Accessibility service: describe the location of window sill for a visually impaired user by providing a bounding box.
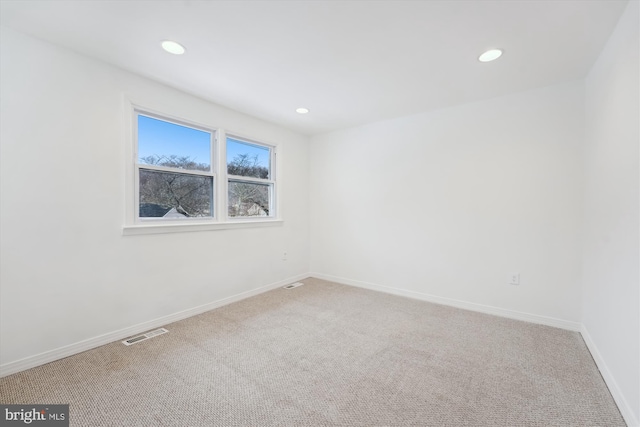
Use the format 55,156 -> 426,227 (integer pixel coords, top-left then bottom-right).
122,219 -> 283,236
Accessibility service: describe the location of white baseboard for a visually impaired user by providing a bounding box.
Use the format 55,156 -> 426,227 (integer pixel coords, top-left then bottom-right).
581,325 -> 639,427
0,273 -> 309,378
310,272 -> 582,331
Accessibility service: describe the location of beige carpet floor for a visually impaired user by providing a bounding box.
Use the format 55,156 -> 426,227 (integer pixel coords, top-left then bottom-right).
0,278 -> 626,426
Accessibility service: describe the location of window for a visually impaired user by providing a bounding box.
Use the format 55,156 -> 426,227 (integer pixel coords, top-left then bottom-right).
226,136 -> 275,218
136,112 -> 215,221
125,105 -> 279,234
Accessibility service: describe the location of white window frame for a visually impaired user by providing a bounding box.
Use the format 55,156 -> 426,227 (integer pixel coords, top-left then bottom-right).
122,98 -> 282,236
134,109 -> 217,224
225,134 -> 277,221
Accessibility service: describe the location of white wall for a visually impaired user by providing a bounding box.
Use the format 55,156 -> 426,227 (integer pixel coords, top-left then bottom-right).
310,81 -> 585,325
0,27 -> 310,369
582,1 -> 639,425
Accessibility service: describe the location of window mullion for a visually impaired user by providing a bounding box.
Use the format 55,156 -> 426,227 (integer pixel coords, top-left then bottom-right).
137,164 -> 213,177
218,129 -> 228,222
227,175 -> 274,184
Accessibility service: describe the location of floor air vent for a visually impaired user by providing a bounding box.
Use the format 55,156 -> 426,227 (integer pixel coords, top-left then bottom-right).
122,328 -> 168,346
283,282 -> 304,289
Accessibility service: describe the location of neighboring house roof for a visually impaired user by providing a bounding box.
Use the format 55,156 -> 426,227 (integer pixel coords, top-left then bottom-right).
162,207 -> 187,218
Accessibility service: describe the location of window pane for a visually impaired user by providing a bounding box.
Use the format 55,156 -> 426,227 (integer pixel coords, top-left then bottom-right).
227,137 -> 270,179
228,181 -> 271,217
139,169 -> 213,218
138,114 -> 211,172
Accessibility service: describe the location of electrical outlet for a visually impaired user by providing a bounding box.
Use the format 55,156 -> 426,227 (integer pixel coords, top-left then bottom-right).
508,273 -> 520,285
282,251 -> 288,261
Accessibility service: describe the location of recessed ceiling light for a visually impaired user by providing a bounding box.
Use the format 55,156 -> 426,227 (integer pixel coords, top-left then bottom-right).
296,107 -> 309,114
478,48 -> 503,62
161,40 -> 186,55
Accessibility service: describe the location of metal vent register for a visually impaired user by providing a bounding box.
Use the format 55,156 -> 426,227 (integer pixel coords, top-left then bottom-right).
122,328 -> 168,346
283,282 -> 304,289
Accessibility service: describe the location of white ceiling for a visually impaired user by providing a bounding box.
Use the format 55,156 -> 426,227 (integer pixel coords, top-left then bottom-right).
0,0 -> 629,135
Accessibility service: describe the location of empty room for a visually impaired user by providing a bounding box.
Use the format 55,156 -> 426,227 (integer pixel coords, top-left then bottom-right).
0,1 -> 638,426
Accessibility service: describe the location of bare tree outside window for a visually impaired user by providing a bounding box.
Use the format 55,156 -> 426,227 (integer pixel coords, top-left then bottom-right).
228,180 -> 270,217
139,154 -> 212,218
140,154 -> 209,172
